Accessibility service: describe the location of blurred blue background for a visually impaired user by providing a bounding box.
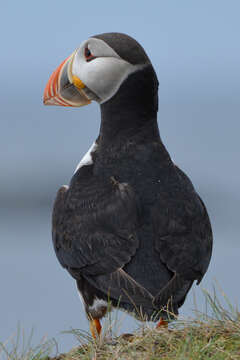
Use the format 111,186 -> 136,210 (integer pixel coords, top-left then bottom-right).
1,0 -> 240,354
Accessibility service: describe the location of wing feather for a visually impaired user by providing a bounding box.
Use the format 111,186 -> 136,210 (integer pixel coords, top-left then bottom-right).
152,176 -> 212,287
52,172 -> 140,277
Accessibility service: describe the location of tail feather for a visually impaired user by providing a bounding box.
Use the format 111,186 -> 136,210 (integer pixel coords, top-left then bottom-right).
153,273 -> 192,308
86,268 -> 154,309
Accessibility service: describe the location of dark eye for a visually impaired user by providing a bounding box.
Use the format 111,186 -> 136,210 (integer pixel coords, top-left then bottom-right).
84,47 -> 95,62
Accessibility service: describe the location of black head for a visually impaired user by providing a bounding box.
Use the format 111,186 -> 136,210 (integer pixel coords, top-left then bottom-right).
92,32 -> 151,66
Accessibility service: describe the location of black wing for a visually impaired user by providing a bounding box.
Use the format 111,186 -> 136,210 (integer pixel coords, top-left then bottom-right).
152,168 -> 213,306
52,168 -> 155,307
52,170 -> 140,277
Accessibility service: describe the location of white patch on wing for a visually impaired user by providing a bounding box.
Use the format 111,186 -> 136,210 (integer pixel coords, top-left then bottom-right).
74,142 -> 98,174
89,298 -> 108,312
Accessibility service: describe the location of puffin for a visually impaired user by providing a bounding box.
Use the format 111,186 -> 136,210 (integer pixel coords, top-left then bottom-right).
43,32 -> 212,337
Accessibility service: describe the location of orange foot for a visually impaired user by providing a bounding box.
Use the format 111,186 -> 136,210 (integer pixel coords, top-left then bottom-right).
90,318 -> 102,339
156,318 -> 168,329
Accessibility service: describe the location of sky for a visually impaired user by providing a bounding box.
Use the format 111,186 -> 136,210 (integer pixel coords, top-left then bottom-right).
1,0 -> 240,353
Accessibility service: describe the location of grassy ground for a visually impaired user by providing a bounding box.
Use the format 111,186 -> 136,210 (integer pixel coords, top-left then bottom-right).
1,288 -> 240,360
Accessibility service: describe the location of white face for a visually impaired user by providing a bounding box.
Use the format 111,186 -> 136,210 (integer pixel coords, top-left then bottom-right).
71,38 -> 141,104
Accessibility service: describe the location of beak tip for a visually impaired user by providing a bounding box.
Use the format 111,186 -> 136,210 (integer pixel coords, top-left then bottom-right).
43,96 -> 57,106
43,97 -> 49,105
43,85 -> 51,105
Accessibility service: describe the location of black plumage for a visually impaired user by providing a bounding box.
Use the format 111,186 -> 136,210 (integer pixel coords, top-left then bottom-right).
51,33 -> 212,323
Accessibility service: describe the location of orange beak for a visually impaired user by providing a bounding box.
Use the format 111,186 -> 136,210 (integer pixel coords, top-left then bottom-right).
43,52 -> 91,107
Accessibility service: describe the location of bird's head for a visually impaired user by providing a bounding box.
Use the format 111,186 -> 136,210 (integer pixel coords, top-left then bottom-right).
43,32 -> 158,107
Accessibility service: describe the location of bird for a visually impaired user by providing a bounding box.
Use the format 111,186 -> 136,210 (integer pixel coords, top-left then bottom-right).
43,32 -> 212,338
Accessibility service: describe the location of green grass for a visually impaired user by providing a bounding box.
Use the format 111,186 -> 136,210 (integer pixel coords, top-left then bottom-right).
0,327 -> 57,360
2,286 -> 240,360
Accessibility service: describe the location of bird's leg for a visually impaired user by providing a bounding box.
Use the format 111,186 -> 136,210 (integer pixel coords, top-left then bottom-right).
90,318 -> 102,339
156,317 -> 168,329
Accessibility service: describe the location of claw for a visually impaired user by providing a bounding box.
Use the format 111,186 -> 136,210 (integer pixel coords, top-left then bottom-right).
90,318 -> 102,338
156,318 -> 168,328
